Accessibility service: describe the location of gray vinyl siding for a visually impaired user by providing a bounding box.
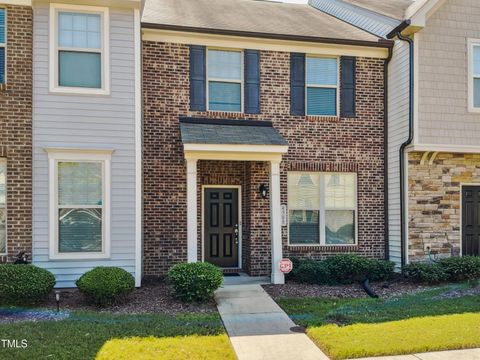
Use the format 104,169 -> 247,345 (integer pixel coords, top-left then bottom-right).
417,0 -> 480,145
388,40 -> 410,268
32,4 -> 137,288
308,0 -> 400,38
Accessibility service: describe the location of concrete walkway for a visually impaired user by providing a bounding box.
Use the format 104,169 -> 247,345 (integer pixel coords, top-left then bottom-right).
215,282 -> 329,360
355,348 -> 480,360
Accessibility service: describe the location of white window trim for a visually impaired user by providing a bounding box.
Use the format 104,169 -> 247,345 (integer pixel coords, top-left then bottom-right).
468,38 -> 480,113
305,55 -> 340,117
49,3 -> 110,95
0,7 -> 6,85
0,159 -> 6,255
287,171 -> 358,247
47,149 -> 112,260
206,47 -> 244,113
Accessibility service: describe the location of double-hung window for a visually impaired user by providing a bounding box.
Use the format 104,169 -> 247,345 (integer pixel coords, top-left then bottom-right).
306,56 -> 338,116
0,8 -> 5,84
468,39 -> 480,112
288,172 -> 357,246
48,151 -> 111,260
0,160 -> 5,254
50,4 -> 109,94
207,49 -> 243,112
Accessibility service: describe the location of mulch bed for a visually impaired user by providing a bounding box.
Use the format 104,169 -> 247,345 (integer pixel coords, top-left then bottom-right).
433,285 -> 480,300
263,278 -> 433,300
39,279 -> 217,315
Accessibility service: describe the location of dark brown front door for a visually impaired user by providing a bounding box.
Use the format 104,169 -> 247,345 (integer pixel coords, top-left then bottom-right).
204,188 -> 239,268
462,186 -> 480,256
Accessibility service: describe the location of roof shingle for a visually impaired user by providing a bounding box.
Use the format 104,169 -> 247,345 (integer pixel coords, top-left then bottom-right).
142,0 -> 386,46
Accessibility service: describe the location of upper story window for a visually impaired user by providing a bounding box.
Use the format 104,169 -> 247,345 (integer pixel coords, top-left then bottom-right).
469,39 -> 480,112
306,56 -> 338,116
49,4 -> 110,95
207,49 -> 243,112
0,8 -> 5,84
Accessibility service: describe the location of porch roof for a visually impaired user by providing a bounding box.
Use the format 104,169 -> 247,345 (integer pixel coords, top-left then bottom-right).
180,118 -> 288,146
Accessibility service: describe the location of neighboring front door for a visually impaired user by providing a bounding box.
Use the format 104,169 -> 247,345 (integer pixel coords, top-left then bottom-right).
204,188 -> 239,267
462,186 -> 480,256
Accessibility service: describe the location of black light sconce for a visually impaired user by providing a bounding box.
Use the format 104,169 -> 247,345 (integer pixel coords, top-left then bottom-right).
259,184 -> 269,199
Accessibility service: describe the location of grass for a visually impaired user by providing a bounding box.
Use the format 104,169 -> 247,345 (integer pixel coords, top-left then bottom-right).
0,311 -> 234,360
97,335 -> 235,360
308,313 -> 480,359
277,283 -> 480,359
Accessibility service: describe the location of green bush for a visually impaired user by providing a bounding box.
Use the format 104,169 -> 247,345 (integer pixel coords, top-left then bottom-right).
438,256 -> 480,281
293,259 -> 333,285
402,262 -> 448,283
324,254 -> 372,284
367,260 -> 396,282
76,267 -> 135,307
167,262 -> 223,302
0,264 -> 56,305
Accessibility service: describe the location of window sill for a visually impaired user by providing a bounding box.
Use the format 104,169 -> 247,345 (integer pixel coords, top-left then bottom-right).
306,115 -> 340,122
0,83 -> 8,92
49,252 -> 110,261
287,244 -> 358,252
49,86 -> 111,96
189,110 -> 249,119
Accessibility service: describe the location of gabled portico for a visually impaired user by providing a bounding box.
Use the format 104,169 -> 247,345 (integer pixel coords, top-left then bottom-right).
180,118 -> 288,284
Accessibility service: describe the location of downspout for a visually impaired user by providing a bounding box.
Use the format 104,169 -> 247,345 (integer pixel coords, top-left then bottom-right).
387,25 -> 414,267
384,46 -> 393,260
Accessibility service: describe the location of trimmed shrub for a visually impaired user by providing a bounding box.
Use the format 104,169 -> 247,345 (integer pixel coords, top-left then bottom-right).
438,256 -> 480,281
0,264 -> 56,305
293,260 -> 333,285
402,262 -> 448,283
367,260 -> 396,282
76,267 -> 135,307
324,254 -> 372,284
167,262 -> 223,303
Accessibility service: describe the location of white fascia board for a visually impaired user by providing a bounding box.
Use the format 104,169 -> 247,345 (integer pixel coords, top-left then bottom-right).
407,144 -> 480,154
1,0 -> 32,5
405,0 -> 447,28
143,29 -> 391,59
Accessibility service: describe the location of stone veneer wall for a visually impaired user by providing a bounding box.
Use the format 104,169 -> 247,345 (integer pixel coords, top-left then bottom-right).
408,152 -> 480,261
0,6 -> 32,263
143,41 -> 386,276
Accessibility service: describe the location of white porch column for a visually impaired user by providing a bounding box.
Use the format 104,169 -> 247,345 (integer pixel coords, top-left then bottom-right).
186,158 -> 198,262
270,160 -> 285,284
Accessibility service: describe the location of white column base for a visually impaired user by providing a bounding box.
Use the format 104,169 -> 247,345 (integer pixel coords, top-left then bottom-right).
270,160 -> 284,285
186,158 -> 198,263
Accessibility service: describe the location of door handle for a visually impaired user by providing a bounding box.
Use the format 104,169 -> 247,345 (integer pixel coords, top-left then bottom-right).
234,224 -> 239,244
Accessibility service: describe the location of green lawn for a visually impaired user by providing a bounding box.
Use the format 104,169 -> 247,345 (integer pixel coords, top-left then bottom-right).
277,284 -> 480,359
0,311 -> 234,360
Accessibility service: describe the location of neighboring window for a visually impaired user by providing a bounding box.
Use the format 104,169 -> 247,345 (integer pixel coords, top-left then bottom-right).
288,172 -> 357,245
0,8 -> 5,84
48,151 -> 111,259
306,56 -> 338,116
0,160 -> 5,254
469,39 -> 480,111
50,4 -> 109,94
207,49 -> 242,112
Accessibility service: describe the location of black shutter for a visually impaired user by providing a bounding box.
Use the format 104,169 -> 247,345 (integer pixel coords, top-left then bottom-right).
340,56 -> 356,118
290,53 -> 305,116
244,50 -> 260,114
189,45 -> 206,111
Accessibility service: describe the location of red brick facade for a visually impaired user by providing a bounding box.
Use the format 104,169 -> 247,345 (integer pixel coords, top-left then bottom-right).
0,5 -> 33,263
143,41 -> 385,276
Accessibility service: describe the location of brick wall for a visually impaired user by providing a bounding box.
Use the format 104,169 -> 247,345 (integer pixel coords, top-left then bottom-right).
143,41 -> 385,276
408,152 -> 480,261
0,5 -> 32,263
